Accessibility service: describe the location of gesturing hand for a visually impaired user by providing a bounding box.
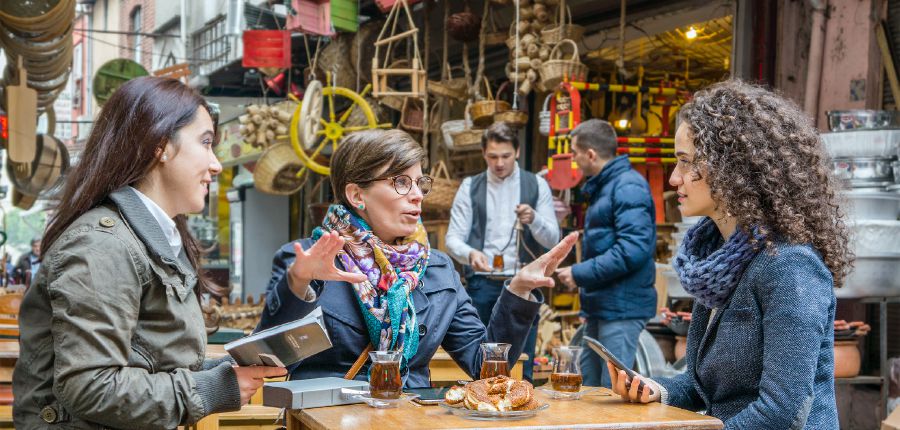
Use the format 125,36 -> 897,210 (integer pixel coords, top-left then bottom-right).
507,231 -> 579,296
286,231 -> 367,297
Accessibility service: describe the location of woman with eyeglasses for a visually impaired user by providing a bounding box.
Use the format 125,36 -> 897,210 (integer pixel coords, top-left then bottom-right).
256,129 -> 577,387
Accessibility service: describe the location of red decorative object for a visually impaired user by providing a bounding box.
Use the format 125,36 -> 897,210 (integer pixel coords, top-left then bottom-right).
374,0 -> 421,13
0,113 -> 7,141
288,0 -> 335,36
242,30 -> 291,69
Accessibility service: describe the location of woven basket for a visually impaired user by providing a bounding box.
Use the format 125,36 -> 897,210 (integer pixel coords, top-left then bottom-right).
492,82 -> 528,129
428,64 -> 467,101
450,128 -> 483,151
399,97 -> 425,133
469,77 -> 510,127
541,5 -> 584,45
253,143 -> 307,195
422,160 -> 460,211
540,39 -> 587,89
484,7 -> 507,46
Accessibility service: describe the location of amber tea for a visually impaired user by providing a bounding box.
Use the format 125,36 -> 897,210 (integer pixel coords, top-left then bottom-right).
480,360 -> 510,379
369,351 -> 402,400
551,372 -> 583,392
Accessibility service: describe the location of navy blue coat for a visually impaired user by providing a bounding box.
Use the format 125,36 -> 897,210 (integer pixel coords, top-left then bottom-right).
656,243 -> 838,429
571,155 -> 657,320
256,239 -> 541,388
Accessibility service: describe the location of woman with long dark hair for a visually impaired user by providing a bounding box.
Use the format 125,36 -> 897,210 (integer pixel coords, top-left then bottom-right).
609,80 -> 852,429
13,76 -> 285,429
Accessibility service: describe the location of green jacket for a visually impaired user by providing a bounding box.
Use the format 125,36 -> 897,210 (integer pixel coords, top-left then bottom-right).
13,187 -> 240,429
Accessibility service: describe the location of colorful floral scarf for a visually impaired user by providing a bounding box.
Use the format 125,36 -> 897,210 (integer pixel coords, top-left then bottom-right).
312,204 -> 429,365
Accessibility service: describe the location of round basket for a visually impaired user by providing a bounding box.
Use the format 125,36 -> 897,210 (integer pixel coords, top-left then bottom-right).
492,82 -> 528,129
469,77 -> 511,127
540,6 -> 585,45
428,64 -> 467,101
422,160 -> 460,211
450,128 -> 484,151
253,143 -> 308,196
494,110 -> 528,129
540,39 -> 587,89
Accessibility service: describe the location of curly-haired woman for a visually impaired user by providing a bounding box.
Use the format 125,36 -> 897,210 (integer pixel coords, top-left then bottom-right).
609,80 -> 852,429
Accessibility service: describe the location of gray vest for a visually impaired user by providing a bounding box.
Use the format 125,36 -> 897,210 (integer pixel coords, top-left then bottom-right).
465,170 -> 547,275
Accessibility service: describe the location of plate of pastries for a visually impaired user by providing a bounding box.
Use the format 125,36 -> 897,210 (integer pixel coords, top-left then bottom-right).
440,375 -> 548,420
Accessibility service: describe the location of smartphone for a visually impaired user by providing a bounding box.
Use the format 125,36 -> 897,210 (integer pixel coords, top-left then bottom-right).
406,387 -> 451,405
584,336 -> 653,394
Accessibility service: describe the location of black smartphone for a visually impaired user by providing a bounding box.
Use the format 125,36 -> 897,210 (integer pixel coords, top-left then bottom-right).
584,336 -> 653,394
406,387 -> 451,405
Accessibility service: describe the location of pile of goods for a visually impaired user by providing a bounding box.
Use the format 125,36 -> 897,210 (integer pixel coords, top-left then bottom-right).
444,375 -> 540,412
238,103 -> 293,148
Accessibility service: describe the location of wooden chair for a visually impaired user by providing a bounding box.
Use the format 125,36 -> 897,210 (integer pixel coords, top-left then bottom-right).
0,294 -> 21,407
0,294 -> 22,339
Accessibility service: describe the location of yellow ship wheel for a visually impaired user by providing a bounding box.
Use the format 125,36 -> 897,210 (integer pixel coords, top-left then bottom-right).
290,75 -> 387,176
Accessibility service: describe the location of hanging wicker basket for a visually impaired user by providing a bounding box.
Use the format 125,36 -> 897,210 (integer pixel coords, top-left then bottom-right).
541,4 -> 585,45
422,160 -> 460,211
492,82 -> 528,129
400,97 -> 425,133
428,64 -> 467,101
450,128 -> 484,150
253,143 -> 308,195
469,77 -> 511,127
540,39 -> 588,89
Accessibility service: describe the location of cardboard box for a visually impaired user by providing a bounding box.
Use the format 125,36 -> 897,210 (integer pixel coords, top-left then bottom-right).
263,377 -> 369,409
883,406 -> 900,430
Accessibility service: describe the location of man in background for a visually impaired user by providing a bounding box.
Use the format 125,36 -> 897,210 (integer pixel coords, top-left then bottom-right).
555,119 -> 657,387
446,122 -> 560,381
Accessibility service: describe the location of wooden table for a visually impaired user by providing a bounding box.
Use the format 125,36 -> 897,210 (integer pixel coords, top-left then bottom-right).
285,388 -> 723,429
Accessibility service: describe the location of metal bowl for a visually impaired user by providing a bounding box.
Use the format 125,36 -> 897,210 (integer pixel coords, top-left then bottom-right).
850,221 -> 900,255
827,110 -> 900,132
835,254 -> 900,297
821,130 -> 900,158
842,190 -> 900,220
833,157 -> 894,182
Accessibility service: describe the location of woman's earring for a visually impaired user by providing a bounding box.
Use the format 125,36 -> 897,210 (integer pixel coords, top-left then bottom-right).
358,203 -> 365,210
161,153 -> 168,162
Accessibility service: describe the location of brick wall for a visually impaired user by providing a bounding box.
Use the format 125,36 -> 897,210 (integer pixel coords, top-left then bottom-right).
119,0 -> 155,72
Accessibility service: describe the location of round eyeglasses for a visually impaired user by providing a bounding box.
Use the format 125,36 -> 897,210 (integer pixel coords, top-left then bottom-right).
357,175 -> 433,196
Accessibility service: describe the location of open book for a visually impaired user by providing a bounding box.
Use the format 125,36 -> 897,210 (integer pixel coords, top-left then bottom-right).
225,307 -> 333,367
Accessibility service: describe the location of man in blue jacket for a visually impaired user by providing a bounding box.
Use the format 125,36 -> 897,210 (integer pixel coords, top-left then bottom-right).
555,119 -> 657,388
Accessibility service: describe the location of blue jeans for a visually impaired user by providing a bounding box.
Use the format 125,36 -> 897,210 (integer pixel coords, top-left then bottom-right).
579,318 -> 647,388
467,276 -> 539,382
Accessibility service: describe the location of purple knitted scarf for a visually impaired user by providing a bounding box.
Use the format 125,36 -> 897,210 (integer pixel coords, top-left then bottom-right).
673,217 -> 766,309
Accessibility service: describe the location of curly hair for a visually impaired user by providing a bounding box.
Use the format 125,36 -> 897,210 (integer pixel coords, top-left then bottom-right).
678,80 -> 853,287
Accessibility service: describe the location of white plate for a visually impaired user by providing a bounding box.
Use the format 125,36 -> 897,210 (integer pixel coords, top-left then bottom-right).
439,401 -> 549,420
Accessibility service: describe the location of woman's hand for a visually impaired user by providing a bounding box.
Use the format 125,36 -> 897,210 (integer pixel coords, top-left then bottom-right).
233,366 -> 288,405
286,231 -> 367,297
608,362 -> 661,403
507,232 -> 579,297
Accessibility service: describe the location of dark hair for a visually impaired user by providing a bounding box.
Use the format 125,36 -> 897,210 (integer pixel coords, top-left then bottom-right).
330,129 -> 426,209
31,237 -> 41,245
679,79 -> 852,287
42,76 -> 225,296
570,119 -> 617,159
481,122 -> 519,150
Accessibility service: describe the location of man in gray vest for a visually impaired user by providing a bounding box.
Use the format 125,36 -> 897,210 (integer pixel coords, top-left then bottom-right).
446,122 -> 560,381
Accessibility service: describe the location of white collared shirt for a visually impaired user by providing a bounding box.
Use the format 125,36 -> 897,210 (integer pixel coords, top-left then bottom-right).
446,163 -> 560,271
129,186 -> 183,258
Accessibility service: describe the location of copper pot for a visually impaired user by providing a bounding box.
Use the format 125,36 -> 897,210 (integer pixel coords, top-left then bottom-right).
833,339 -> 861,378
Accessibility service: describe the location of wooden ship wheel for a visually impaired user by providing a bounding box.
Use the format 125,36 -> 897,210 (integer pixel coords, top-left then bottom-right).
290,73 -> 387,176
